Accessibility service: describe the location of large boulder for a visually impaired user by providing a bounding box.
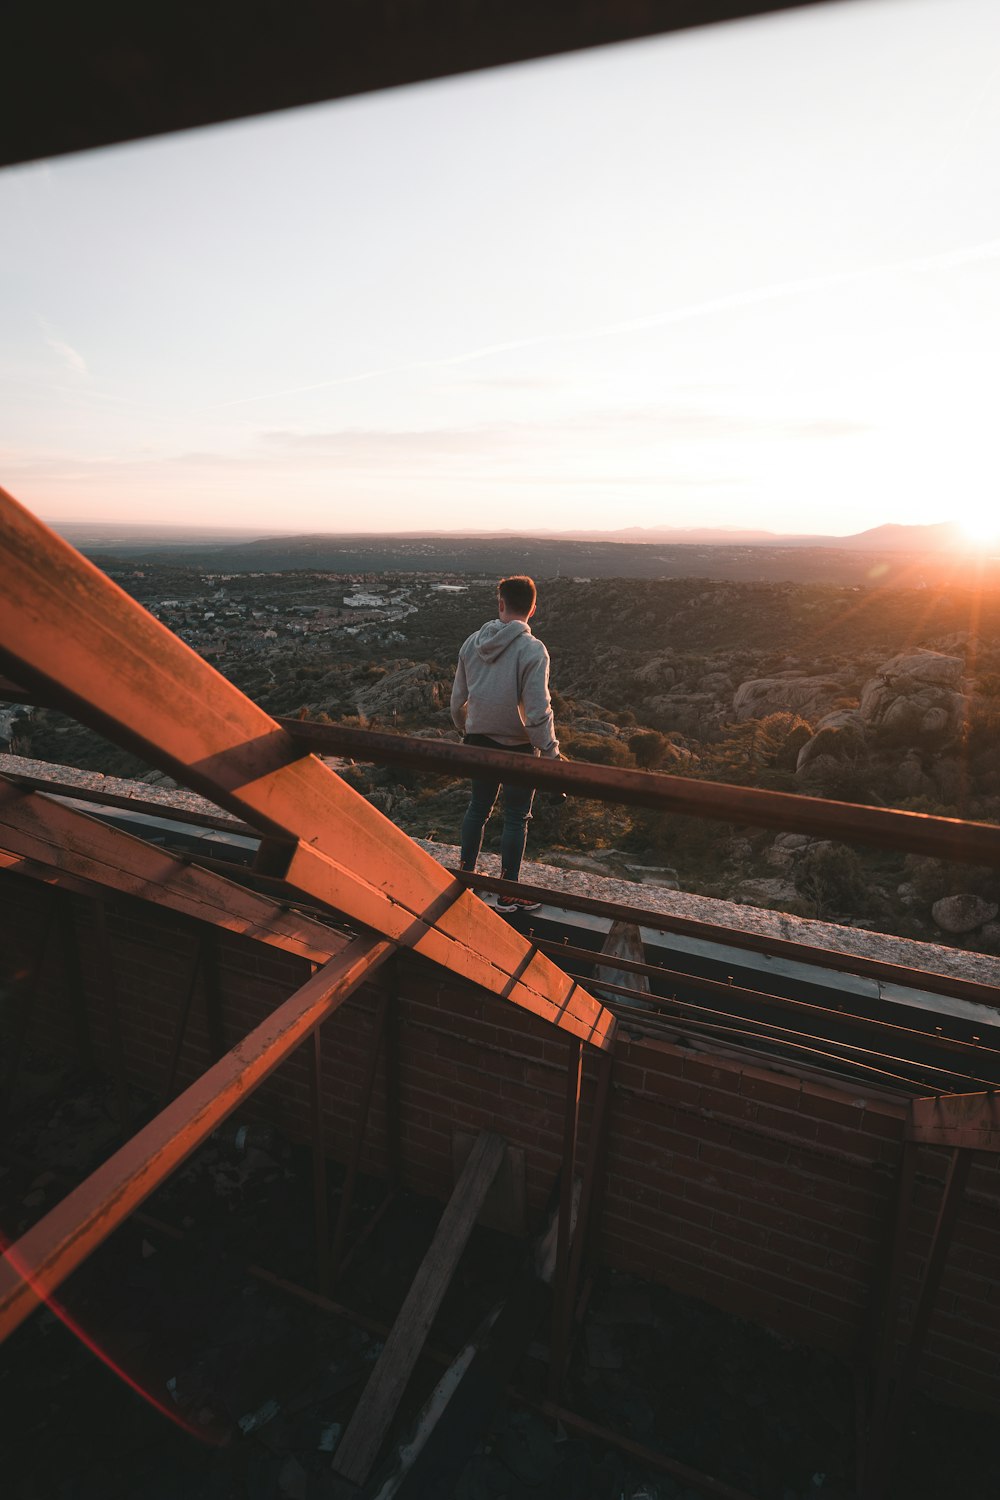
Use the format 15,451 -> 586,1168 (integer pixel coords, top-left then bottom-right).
734,876 -> 799,907
732,675 -> 848,723
894,751 -> 934,800
572,717 -> 618,737
931,894 -> 999,934
633,657 -> 677,688
858,652 -> 966,745
645,693 -> 725,737
795,710 -> 866,775
356,663 -> 444,720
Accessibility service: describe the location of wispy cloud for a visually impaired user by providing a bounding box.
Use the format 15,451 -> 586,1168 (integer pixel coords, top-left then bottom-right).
212,234 -> 1000,410
41,320 -> 89,379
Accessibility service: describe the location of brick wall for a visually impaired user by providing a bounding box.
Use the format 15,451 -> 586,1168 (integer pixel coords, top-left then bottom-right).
4,872 -> 999,1412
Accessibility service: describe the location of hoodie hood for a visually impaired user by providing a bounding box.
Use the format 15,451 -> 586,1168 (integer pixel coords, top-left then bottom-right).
472,618 -> 530,663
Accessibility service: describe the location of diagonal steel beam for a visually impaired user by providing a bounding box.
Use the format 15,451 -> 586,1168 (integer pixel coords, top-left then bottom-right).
0,936 -> 394,1342
0,491 -> 612,1050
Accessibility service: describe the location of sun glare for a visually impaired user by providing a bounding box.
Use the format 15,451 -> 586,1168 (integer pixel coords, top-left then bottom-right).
959,510 -> 1000,547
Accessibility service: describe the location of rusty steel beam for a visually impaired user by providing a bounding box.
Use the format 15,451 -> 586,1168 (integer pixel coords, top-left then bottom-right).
0,779 -> 347,967
906,1091 -> 1000,1152
0,936 -> 393,1343
0,493 -> 612,1051
279,720 -> 1000,867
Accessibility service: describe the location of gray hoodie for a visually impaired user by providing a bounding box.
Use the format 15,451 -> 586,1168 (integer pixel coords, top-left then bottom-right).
450,619 -> 559,757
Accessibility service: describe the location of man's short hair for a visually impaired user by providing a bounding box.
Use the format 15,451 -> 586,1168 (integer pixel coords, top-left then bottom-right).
497,575 -> 536,615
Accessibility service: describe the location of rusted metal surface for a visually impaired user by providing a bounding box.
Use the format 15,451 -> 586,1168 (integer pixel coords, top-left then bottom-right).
280,719 -> 1000,866
0,493 -> 611,1050
0,936 -> 393,1343
907,1090 -> 1000,1151
0,780 -> 346,966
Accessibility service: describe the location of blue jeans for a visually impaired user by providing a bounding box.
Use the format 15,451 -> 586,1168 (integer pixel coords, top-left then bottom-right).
459,736 -> 536,881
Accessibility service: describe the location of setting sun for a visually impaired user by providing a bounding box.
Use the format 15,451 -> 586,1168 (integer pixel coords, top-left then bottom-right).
959,510 -> 1000,547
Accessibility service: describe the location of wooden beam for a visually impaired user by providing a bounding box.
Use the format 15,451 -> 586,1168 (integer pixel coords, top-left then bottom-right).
0,936 -> 393,1343
279,719 -> 1000,867
0,779 -> 346,966
0,492 -> 612,1050
332,1131 -> 506,1485
907,1091 -> 1000,1152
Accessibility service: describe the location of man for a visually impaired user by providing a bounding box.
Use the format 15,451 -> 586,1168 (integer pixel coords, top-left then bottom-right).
451,575 -> 559,914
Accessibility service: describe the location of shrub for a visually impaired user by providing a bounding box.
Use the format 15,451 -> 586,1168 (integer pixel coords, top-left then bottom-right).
796,844 -> 868,919
629,730 -> 669,770
563,734 -> 632,768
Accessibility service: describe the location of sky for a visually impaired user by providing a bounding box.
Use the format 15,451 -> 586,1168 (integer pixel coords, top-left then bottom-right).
2,0 -> 1000,540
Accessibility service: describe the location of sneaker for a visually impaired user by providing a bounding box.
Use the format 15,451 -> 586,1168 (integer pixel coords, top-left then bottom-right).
473,889 -> 499,908
494,895 -> 542,915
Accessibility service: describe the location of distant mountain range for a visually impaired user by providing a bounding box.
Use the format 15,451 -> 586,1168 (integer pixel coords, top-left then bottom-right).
51,519 -> 974,553
42,516 -> 1000,589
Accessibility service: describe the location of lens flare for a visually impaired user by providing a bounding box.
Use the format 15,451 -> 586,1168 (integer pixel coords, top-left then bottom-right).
0,1229 -> 226,1444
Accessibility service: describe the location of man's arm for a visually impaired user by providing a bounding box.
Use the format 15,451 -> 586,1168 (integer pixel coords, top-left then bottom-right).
520,649 -> 559,758
450,652 -> 469,733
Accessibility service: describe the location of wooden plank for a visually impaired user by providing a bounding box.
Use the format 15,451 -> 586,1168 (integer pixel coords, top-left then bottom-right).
283,841 -> 613,1045
0,779 -> 345,966
596,919 -> 653,1010
332,1130 -> 506,1485
0,491 -> 612,1050
907,1091 -> 1000,1152
0,937 -> 394,1343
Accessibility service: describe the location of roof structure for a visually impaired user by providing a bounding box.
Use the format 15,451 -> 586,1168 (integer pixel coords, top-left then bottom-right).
3,8 -> 1000,1493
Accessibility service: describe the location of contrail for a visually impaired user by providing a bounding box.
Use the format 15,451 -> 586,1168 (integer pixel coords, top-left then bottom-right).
214,235 -> 1000,410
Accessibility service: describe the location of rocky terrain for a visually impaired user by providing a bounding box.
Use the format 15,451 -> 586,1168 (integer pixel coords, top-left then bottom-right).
6,567 -> 1000,953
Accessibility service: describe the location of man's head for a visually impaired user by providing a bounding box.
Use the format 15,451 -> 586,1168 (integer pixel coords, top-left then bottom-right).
497,575 -> 537,622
